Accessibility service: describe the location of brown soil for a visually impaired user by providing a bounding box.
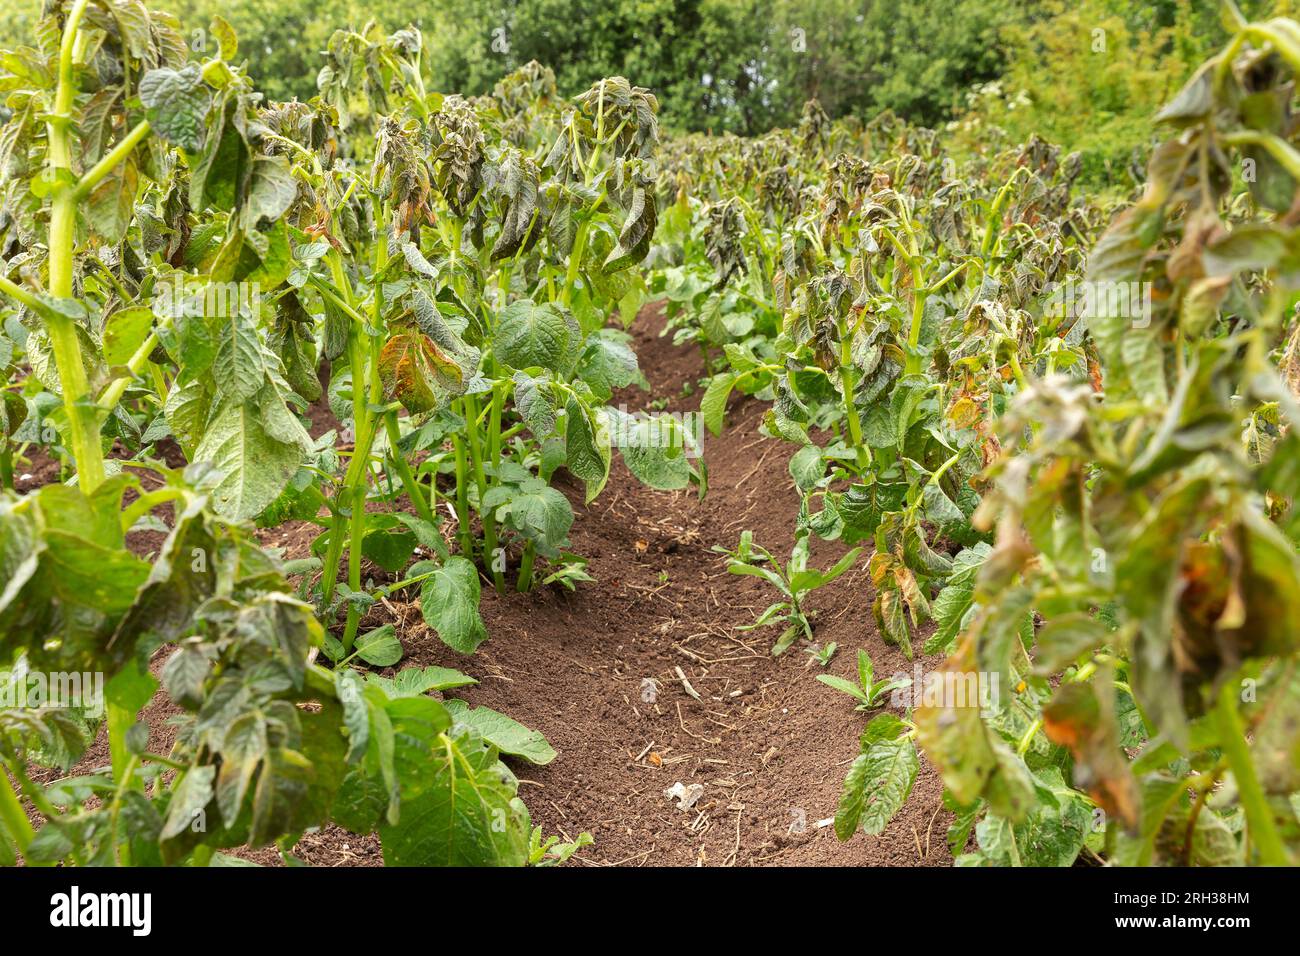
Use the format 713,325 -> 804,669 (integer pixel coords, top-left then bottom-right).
16,303 -> 953,867
11,445 -> 62,492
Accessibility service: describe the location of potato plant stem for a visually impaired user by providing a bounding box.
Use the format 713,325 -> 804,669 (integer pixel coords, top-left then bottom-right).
105,696 -> 143,796
905,287 -> 928,375
837,320 -> 869,471
43,0 -> 105,493
382,411 -> 434,524
1214,679 -> 1288,865
464,393 -> 503,593
341,481 -> 367,653
485,382 -> 506,593
45,0 -> 144,787
451,420 -> 474,559
340,219 -> 391,650
71,119 -> 150,201
517,540 -> 536,592
562,221 -> 590,308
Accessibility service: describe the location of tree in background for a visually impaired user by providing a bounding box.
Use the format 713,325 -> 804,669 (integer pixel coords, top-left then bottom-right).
950,0 -> 1297,186
0,0 -> 1018,134
415,0 -> 1018,134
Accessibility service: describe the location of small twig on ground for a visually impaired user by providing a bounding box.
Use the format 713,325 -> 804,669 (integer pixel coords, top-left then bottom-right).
674,665 -> 702,701
722,804 -> 744,867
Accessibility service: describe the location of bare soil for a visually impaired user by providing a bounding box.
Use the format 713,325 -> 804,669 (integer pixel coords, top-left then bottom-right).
17,303 -> 953,867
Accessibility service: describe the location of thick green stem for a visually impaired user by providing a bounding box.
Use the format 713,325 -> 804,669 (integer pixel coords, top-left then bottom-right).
383,412 -> 434,524
71,119 -> 150,201
107,753 -> 139,865
517,540 -> 536,592
46,0 -> 129,791
341,481 -> 367,653
45,313 -> 104,488
321,241 -> 379,615
1214,679 -> 1289,865
321,407 -> 377,609
451,425 -> 474,559
43,0 -> 104,491
464,393 -> 502,592
562,220 -> 590,308
484,384 -> 506,594
904,288 -> 928,376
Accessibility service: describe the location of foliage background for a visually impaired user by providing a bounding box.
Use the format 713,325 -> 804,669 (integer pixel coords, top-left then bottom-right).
1,0 -> 1296,182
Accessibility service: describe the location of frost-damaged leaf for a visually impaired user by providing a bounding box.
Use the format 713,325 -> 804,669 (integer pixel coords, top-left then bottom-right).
417,557 -> 488,654
1032,611 -> 1111,675
162,646 -> 209,709
1042,681 -> 1140,829
406,289 -> 481,386
216,711 -> 268,825
238,155 -> 298,231
443,699 -> 556,765
1117,475 -> 1211,747
160,765 -> 215,840
605,184 -> 657,273
138,65 -> 209,152
379,329 -> 462,414
113,496 -> 218,648
488,147 -> 541,261
1154,60 -> 1214,126
80,87 -> 122,164
913,638 -> 1034,821
213,313 -> 264,404
926,543 -> 990,655
87,159 -> 138,245
210,13 -> 238,60
968,769 -> 1092,866
1254,663 -> 1300,794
